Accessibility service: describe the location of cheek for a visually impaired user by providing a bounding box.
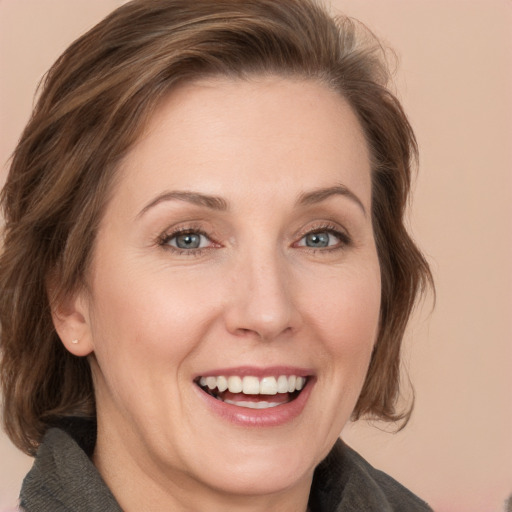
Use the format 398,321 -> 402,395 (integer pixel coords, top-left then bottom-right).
302,261 -> 381,369
87,266 -> 221,370
308,262 -> 380,329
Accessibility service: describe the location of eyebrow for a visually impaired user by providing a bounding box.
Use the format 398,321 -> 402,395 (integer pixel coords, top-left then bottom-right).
297,185 -> 367,216
137,184 -> 366,219
137,190 -> 228,218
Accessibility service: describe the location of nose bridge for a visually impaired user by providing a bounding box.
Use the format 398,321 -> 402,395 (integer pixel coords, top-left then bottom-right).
225,243 -> 297,340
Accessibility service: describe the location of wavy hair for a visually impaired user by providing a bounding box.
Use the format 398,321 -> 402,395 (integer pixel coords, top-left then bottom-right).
0,0 -> 432,455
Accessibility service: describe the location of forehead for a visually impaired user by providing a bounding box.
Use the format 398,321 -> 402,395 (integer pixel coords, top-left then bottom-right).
112,75 -> 372,213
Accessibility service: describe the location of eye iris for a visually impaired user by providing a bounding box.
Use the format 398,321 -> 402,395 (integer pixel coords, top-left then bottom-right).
175,233 -> 201,249
305,232 -> 330,248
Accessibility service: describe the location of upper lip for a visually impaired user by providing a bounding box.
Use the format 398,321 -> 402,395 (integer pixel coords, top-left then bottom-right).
195,366 -> 314,379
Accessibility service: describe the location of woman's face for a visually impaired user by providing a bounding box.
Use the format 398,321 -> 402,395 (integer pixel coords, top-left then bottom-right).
67,77 -> 381,505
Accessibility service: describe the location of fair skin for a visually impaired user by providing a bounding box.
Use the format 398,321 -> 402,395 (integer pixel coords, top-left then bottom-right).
54,76 -> 381,512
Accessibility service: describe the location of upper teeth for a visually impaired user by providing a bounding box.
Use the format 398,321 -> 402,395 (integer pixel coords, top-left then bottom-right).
198,375 -> 306,395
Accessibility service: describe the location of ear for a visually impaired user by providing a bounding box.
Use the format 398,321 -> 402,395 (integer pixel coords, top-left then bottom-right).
51,290 -> 95,357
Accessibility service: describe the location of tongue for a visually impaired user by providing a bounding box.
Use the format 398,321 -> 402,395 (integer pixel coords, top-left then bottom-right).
219,391 -> 291,404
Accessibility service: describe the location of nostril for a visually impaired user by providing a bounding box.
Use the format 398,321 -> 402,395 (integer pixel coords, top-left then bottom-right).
233,325 -> 294,341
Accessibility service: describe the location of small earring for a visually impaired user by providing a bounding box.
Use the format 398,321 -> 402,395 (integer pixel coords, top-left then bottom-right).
71,339 -> 79,344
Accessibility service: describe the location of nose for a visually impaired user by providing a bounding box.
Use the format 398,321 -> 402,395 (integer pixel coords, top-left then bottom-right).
223,249 -> 301,341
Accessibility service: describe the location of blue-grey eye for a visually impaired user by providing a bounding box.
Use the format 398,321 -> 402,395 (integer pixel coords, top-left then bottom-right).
298,230 -> 342,249
169,232 -> 208,250
304,232 -> 330,248
175,233 -> 201,249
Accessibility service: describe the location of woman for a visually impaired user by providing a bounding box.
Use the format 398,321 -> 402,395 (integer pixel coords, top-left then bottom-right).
0,0 -> 433,510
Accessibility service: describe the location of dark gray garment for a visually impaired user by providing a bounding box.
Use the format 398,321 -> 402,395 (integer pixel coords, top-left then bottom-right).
20,419 -> 432,511
20,425 -> 121,512
308,440 -> 432,511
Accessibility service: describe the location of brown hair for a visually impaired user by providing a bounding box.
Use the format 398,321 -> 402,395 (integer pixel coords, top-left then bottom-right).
0,0 -> 432,455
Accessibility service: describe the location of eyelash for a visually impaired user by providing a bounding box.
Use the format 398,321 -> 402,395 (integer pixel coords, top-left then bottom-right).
294,223 -> 352,253
157,226 -> 219,256
157,223 -> 351,256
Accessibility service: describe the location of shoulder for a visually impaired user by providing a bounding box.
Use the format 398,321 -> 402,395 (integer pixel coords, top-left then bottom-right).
310,439 -> 433,512
19,421 -> 121,512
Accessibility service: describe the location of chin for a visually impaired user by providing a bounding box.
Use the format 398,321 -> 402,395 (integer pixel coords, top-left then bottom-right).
199,454 -> 314,498
180,433 -> 322,498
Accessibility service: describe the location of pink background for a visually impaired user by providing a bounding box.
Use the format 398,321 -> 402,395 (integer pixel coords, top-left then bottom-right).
1,1 -> 511,511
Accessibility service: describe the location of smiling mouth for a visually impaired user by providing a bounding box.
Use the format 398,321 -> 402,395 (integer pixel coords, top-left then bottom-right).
196,375 -> 308,409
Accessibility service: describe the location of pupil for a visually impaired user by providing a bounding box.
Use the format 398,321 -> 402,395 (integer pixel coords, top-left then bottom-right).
306,232 -> 329,248
176,233 -> 200,249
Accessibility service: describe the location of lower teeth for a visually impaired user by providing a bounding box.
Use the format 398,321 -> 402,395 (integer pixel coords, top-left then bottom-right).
223,399 -> 284,409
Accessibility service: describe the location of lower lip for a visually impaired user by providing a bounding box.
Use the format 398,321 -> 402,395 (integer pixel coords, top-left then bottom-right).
194,379 -> 315,427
